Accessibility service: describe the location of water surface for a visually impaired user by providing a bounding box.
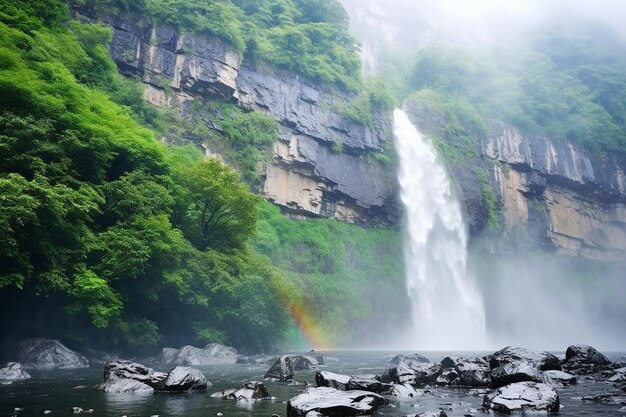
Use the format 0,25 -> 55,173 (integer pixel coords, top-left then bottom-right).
1,351 -> 624,417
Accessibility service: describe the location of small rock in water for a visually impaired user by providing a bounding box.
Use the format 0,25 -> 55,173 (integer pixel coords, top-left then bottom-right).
43,411 -> 52,415
73,385 -> 87,389
216,413 -> 223,417
72,408 -> 82,414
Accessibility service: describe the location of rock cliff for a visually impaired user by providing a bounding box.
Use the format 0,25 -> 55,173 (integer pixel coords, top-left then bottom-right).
407,105 -> 626,262
74,9 -> 397,224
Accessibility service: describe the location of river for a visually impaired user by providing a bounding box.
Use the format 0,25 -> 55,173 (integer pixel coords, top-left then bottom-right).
1,351 -> 624,417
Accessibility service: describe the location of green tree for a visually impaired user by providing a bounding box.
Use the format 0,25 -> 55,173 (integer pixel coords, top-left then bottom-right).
173,159 -> 261,251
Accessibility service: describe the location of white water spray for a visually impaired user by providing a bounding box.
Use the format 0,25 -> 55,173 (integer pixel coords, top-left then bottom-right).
393,109 -> 487,350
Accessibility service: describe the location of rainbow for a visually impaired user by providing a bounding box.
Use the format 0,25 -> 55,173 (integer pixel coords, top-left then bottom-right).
287,301 -> 329,350
270,272 -> 330,350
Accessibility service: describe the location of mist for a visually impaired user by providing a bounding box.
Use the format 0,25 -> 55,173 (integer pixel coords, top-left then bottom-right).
341,0 -> 626,352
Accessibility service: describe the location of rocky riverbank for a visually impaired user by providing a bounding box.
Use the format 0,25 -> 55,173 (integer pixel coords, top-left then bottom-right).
1,341 -> 625,416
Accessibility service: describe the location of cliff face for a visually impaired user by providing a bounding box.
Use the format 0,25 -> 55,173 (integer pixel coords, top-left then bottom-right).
407,104 -> 626,262
77,10 -> 397,224
484,128 -> 626,261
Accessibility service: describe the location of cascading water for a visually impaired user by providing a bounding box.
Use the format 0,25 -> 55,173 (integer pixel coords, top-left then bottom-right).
393,108 -> 487,350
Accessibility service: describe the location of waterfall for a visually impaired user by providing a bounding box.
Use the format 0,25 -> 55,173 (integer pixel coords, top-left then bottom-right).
393,109 -> 487,350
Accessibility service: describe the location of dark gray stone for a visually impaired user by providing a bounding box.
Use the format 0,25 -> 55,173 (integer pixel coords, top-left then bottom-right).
542,370 -> 577,386
0,362 -> 30,380
98,378 -> 154,394
563,345 -> 614,375
439,357 -> 490,387
381,363 -> 441,386
565,344 -> 611,365
18,338 -> 89,371
265,356 -> 294,381
390,354 -> 430,368
489,346 -> 555,388
159,366 -> 208,391
159,343 -> 237,366
210,381 -> 270,401
483,382 -> 560,413
286,387 -> 388,417
315,371 -> 388,393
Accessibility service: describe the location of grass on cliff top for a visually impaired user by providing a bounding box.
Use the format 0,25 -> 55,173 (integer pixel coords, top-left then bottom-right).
75,0 -> 363,92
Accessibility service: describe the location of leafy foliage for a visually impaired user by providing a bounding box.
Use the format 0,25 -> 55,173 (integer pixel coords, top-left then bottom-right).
253,203 -> 406,345
0,2 -> 287,353
79,0 -> 362,90
409,31 -> 626,154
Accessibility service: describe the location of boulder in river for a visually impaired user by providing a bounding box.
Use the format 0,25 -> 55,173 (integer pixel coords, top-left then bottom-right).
438,357 -> 490,387
97,360 -> 207,393
210,381 -> 270,401
563,344 -> 613,375
315,371 -> 388,393
381,362 -> 442,386
0,362 -> 31,380
542,370 -> 577,386
99,378 -> 154,394
159,343 -> 237,366
158,366 -> 208,391
286,387 -> 388,417
566,344 -> 611,365
389,354 -> 430,368
18,338 -> 89,370
483,381 -> 560,413
98,360 -> 164,393
609,367 -> 626,382
264,355 -> 294,381
489,347 -> 548,388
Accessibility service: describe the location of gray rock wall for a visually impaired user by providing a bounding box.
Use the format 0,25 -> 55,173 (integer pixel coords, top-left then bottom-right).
406,104 -> 626,261
75,8 -> 398,224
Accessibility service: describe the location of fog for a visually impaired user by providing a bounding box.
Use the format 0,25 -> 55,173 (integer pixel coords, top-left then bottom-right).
342,0 -> 626,73
341,0 -> 626,351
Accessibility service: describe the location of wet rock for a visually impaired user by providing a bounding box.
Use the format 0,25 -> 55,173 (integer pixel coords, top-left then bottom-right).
490,346 -> 560,371
435,369 -> 459,386
439,357 -> 490,387
97,360 -> 207,393
286,387 -> 388,417
210,381 -> 270,401
386,383 -> 418,399
265,356 -> 294,381
18,338 -> 89,370
542,370 -> 577,386
291,355 -> 320,370
99,378 -> 154,394
315,371 -> 350,390
489,347 -> 549,388
159,343 -> 237,366
563,344 -> 613,375
97,360 -> 162,393
582,393 -> 626,405
390,354 -> 430,368
381,363 -> 441,386
158,366 -> 208,391
609,367 -> 626,382
315,371 -> 388,393
0,362 -> 31,380
483,381 -> 560,413
565,344 -> 611,365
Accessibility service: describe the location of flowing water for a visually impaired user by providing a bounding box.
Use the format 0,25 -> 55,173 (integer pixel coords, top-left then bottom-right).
393,109 -> 487,350
1,351 -> 624,417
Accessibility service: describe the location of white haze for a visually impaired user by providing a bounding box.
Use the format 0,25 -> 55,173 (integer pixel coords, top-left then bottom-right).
342,0 -> 626,73
340,0 -> 626,351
